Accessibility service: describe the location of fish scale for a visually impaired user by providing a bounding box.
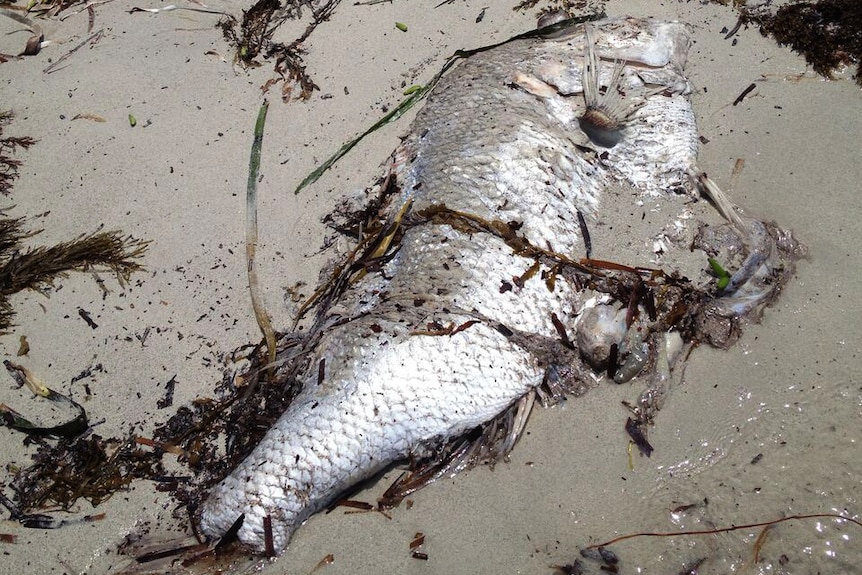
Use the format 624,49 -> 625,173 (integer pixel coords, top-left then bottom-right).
197,16 -> 798,555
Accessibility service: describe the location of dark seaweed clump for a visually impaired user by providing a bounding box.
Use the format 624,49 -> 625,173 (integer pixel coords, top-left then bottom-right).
218,0 -> 341,101
513,0 -> 604,17
0,111 -> 149,332
749,0 -> 862,84
0,111 -> 36,196
8,435 -> 167,512
4,338 -> 299,522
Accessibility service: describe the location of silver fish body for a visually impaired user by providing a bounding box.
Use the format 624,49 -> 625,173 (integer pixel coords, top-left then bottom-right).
198,16 -> 799,554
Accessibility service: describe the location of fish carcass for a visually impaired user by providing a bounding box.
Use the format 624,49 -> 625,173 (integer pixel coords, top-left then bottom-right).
198,15 -> 803,554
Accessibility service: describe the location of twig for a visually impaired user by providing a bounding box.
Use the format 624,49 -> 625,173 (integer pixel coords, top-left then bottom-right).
128,4 -> 233,17
43,29 -> 103,74
585,513 -> 862,549
732,82 -> 757,106
58,0 -> 115,21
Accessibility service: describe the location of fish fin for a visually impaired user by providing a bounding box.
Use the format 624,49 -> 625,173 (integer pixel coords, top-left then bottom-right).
378,390 -> 537,508
580,26 -> 654,149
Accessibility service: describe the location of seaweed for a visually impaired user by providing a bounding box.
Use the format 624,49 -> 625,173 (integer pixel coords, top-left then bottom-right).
219,0 -> 341,101
513,0 -> 605,19
1,361 -> 88,438
8,435 -> 166,511
0,112 -> 149,332
4,336 -> 302,517
0,111 -> 36,196
218,0 -> 281,67
0,221 -> 149,331
725,0 -> 862,84
755,0 -> 862,84
0,112 -> 157,516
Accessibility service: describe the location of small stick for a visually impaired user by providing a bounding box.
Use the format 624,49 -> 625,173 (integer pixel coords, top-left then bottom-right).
586,513 -> 862,549
577,210 -> 592,258
732,83 -> 757,106
44,29 -> 103,74
263,515 -> 275,557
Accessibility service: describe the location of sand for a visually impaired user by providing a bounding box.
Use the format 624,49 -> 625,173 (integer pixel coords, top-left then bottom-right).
0,0 -> 859,573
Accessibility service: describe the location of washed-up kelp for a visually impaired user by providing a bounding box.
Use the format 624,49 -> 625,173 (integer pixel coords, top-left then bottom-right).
732,0 -> 862,84
218,0 -> 340,100
0,111 -> 36,196
0,113 -> 149,332
0,112 -> 149,515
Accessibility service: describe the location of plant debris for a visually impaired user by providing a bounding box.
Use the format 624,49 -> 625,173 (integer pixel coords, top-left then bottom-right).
0,112 -> 149,332
0,6 -> 44,56
218,0 -> 341,101
0,113 -> 155,521
43,29 -> 103,74
1,361 -> 88,438
730,0 -> 862,85
583,512 -> 862,550
23,0 -> 77,18
245,101 -> 277,376
513,0 -> 605,19
0,111 -> 36,196
7,434 -> 167,511
2,331 -> 306,523
0,221 -> 149,331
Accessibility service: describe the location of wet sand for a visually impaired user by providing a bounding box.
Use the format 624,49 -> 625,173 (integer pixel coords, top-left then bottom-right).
0,0 -> 859,573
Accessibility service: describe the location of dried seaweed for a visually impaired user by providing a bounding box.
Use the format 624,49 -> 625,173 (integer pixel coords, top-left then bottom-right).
0,223 -> 149,331
218,0 -> 341,101
761,0 -> 861,84
8,435 -> 165,511
12,335 -> 302,511
0,111 -> 36,196
218,0 -> 280,67
513,0 -> 604,19
0,112 -> 149,332
730,0 -> 862,84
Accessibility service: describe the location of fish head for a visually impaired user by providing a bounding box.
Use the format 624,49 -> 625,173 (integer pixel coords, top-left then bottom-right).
508,17 -> 698,193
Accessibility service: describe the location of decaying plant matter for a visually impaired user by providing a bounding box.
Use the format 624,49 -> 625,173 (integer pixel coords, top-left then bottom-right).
0,111 -> 36,196
0,216 -> 149,331
0,112 -> 152,525
731,0 -> 861,84
219,0 -> 341,101
0,112 -> 149,332
513,0 -> 605,19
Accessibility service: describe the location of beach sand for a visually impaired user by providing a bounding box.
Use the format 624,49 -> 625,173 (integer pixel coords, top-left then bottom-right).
1,0 -> 859,573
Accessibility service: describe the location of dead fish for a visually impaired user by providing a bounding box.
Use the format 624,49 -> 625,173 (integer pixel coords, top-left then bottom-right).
198,15 -> 803,554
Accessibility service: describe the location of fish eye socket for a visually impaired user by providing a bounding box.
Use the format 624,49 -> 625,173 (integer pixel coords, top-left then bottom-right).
536,11 -> 582,40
